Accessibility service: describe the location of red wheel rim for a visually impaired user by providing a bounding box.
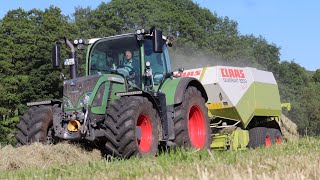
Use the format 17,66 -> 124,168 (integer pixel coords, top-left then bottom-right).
136,114 -> 152,152
188,105 -> 206,149
276,136 -> 282,144
265,135 -> 271,147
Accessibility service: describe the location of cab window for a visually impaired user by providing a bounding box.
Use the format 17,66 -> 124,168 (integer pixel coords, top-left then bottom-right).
89,36 -> 141,87
144,39 -> 168,85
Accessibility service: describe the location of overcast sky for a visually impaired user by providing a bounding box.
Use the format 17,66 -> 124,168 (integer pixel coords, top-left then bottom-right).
0,0 -> 319,70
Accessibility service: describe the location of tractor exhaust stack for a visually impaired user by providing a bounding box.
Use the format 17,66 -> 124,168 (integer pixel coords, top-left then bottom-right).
65,38 -> 77,79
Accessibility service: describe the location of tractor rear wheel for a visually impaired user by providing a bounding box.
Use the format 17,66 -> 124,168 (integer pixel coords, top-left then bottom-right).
15,105 -> 57,145
103,96 -> 160,158
248,127 -> 272,148
173,86 -> 211,150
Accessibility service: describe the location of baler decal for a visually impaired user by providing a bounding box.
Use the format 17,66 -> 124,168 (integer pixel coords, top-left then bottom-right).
220,68 -> 247,83
220,68 -> 245,79
176,69 -> 202,77
222,78 -> 248,83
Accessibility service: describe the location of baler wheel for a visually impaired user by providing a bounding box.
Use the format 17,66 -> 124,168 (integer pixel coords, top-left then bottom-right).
172,86 -> 211,150
15,105 -> 57,146
248,127 -> 273,148
103,96 -> 160,159
269,128 -> 283,145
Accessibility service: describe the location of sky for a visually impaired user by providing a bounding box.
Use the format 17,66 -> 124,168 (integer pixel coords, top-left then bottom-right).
0,0 -> 319,71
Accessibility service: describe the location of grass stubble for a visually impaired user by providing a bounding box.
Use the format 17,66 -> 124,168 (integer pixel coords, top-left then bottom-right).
0,137 -> 319,180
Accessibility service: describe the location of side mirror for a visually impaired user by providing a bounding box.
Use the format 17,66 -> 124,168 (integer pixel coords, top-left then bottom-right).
52,43 -> 61,68
153,29 -> 163,53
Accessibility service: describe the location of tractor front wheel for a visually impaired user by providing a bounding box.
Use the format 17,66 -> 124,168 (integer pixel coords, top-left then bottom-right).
103,96 -> 160,158
172,86 -> 211,150
15,105 -> 57,145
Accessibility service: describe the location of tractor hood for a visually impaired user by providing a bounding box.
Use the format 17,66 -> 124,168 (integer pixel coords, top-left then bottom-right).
63,75 -> 102,108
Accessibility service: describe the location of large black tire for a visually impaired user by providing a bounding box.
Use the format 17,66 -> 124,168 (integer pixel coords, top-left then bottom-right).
172,86 -> 211,150
269,128 -> 283,145
15,105 -> 57,145
248,127 -> 272,148
103,96 -> 160,159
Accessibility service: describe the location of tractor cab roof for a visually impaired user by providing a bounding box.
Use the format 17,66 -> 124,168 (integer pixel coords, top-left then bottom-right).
88,31 -> 172,46
88,33 -> 136,45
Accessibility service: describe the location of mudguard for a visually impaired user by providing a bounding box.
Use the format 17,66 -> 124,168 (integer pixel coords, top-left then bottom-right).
160,77 -> 208,105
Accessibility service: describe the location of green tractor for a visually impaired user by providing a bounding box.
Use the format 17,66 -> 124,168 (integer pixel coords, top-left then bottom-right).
15,28 -> 211,158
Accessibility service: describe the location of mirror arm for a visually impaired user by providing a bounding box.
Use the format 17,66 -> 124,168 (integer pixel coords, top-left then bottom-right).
52,42 -> 61,68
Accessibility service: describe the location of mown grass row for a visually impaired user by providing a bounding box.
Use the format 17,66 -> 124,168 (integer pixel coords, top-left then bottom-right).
0,137 -> 319,179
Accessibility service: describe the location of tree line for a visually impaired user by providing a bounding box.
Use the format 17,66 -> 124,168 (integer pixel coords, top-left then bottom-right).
0,0 -> 319,144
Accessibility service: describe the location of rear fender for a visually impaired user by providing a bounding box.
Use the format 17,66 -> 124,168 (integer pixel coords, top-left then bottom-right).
160,77 -> 208,105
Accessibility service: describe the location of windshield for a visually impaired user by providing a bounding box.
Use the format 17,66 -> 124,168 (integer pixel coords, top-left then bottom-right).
89,36 -> 141,83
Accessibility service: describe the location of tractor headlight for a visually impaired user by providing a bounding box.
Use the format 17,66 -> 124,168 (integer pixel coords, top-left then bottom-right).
63,97 -> 73,108
79,93 -> 91,107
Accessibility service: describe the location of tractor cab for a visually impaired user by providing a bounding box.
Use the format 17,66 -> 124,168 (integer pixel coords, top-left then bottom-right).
87,32 -> 172,91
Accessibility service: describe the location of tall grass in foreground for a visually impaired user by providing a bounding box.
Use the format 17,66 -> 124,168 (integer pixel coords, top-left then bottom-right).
0,137 -> 319,179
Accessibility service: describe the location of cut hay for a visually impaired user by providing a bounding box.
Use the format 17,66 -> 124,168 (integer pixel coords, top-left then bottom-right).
280,114 -> 299,141
0,143 -> 102,171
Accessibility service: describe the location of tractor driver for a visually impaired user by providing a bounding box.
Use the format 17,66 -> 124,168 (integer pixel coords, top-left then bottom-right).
124,49 -> 133,69
121,49 -> 140,85
123,49 -> 135,76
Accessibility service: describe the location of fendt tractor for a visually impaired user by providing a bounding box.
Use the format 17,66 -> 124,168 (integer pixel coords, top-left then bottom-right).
15,27 -> 283,158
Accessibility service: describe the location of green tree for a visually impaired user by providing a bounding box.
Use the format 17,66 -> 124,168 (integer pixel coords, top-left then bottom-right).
312,69 -> 320,83
0,6 -> 78,144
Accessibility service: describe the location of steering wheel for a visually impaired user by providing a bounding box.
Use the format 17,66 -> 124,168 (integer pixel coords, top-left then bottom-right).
116,65 -> 135,78
124,65 -> 134,72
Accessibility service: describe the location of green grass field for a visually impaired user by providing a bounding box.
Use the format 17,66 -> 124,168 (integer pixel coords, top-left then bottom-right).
0,137 -> 319,180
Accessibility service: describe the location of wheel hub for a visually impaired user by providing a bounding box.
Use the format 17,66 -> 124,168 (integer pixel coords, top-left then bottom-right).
188,105 -> 206,149
136,114 -> 152,152
136,127 -> 141,140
